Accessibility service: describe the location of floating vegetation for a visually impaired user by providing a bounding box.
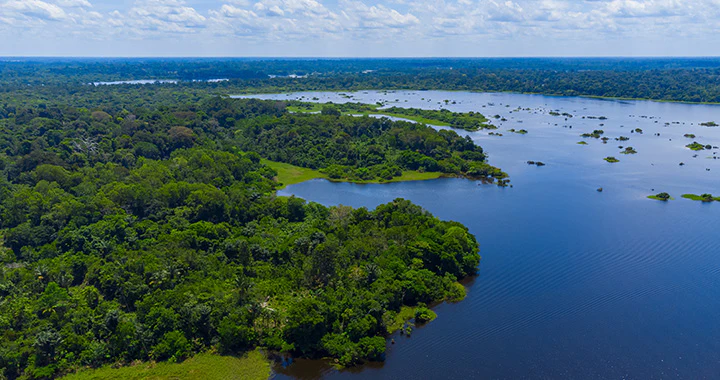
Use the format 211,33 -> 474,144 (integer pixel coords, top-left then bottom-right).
686,142 -> 712,151
604,156 -> 620,163
620,147 -> 637,154
581,130 -> 605,138
682,193 -> 720,202
648,192 -> 672,201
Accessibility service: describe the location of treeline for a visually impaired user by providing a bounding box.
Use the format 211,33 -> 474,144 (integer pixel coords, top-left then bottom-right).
3,58 -> 720,103
0,96 -> 482,378
234,108 -> 505,182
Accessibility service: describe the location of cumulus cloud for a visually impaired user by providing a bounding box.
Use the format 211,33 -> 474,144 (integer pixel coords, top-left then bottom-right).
108,0 -> 207,34
2,0 -> 68,22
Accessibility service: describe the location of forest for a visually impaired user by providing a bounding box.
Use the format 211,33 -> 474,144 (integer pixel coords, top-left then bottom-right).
0,93 -> 485,379
235,106 -> 504,182
4,56 -> 716,379
3,58 -> 720,103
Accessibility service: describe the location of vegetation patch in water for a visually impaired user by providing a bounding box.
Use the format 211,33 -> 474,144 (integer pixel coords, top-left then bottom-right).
581,130 -> 604,138
686,142 -> 712,151
682,193 -> 720,202
648,193 -> 672,201
620,147 -> 638,154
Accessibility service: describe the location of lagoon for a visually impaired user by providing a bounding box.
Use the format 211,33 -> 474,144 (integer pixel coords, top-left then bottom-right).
240,91 -> 720,379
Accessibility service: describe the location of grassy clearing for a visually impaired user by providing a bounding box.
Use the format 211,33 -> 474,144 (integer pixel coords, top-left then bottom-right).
286,104 -> 323,113
329,170 -> 443,184
263,159 -> 443,188
62,351 -> 271,380
261,159 -> 326,189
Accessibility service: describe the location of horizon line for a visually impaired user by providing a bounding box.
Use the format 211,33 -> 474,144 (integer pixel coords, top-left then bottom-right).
2,56 -> 720,60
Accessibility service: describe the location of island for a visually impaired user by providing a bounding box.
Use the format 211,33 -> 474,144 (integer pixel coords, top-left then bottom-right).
286,101 -> 496,132
604,156 -> 620,163
236,101 -> 507,184
648,192 -> 672,201
581,129 -> 604,138
686,141 -> 713,151
620,147 -> 638,154
682,193 -> 720,202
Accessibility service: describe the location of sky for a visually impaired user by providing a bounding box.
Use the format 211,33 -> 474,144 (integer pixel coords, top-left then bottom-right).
0,0 -> 718,57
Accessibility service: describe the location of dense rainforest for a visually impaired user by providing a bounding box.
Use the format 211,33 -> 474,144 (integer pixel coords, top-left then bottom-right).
3,56 -> 715,379
3,58 -> 720,103
234,108 -> 504,182
0,93 -> 485,379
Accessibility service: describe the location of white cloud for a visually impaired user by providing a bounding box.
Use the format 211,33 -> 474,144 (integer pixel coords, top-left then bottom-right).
2,0 -> 720,55
55,0 -> 92,8
109,0 -> 207,34
2,0 -> 68,22
341,0 -> 419,29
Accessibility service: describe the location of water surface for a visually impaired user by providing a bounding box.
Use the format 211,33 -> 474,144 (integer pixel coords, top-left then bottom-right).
239,91 -> 720,379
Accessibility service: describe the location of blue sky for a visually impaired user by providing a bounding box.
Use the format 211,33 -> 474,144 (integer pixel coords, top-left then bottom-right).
0,0 -> 718,57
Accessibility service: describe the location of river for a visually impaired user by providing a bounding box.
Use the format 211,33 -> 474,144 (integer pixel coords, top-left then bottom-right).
235,91 -> 720,379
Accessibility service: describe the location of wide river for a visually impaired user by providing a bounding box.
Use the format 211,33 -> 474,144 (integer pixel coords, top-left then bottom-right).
235,91 -> 720,379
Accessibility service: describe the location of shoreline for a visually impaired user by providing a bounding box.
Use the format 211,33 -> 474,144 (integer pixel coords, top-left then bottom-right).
229,89 -> 720,106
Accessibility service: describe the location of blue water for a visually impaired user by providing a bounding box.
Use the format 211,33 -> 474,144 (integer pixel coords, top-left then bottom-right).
239,91 -> 720,379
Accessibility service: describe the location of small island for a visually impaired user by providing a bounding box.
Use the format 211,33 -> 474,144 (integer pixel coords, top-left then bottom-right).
581,129 -> 604,138
682,193 -> 720,202
604,156 -> 620,163
686,141 -> 712,151
509,128 -> 528,134
700,121 -> 718,127
577,141 -> 589,145
648,192 -> 672,201
620,147 -> 638,154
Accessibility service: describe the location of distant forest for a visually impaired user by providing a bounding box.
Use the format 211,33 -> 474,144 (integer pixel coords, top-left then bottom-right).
2,58 -> 720,103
